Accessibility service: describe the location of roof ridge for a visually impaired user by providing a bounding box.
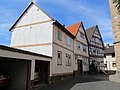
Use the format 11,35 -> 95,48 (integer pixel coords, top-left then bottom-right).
9,2 -> 55,31
86,25 -> 97,30
66,22 -> 81,28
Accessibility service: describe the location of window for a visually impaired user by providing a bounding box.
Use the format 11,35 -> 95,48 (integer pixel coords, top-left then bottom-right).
57,51 -> 62,65
80,32 -> 84,39
112,62 -> 116,67
75,56 -> 78,64
93,49 -> 96,53
57,30 -> 62,41
66,36 -> 71,45
112,53 -> 115,57
104,64 -> 107,68
83,45 -> 87,52
66,54 -> 71,66
104,55 -> 106,58
76,42 -> 80,50
101,61 -> 104,63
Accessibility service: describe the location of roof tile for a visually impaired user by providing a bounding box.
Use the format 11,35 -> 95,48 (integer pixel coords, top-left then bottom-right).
66,22 -> 82,36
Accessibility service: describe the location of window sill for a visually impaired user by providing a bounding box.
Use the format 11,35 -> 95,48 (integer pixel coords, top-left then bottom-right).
57,64 -> 62,66
66,43 -> 71,47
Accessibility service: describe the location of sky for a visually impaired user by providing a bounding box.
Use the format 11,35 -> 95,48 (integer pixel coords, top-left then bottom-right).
0,0 -> 114,46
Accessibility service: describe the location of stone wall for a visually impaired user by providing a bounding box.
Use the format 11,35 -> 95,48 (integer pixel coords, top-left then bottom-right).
109,0 -> 120,71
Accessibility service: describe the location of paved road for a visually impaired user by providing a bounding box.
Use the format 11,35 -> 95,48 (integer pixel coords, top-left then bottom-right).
71,81 -> 120,90
34,74 -> 114,90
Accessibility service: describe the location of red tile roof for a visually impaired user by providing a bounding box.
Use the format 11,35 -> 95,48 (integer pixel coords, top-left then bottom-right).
66,22 -> 82,36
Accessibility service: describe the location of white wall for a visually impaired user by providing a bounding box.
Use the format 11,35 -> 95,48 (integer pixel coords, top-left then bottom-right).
11,22 -> 53,46
104,55 -> 116,71
15,4 -> 52,26
74,26 -> 89,72
76,27 -> 88,45
10,4 -> 54,56
11,22 -> 53,56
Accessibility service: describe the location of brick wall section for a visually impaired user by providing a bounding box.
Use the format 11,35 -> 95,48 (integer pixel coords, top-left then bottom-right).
109,0 -> 120,71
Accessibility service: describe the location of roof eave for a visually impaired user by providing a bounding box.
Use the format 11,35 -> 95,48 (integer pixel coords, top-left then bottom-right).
9,2 -> 55,32
9,2 -> 34,31
53,21 -> 75,39
0,45 -> 52,59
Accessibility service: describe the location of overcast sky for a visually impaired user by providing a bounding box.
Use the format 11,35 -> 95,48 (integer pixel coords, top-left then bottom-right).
0,0 -> 114,46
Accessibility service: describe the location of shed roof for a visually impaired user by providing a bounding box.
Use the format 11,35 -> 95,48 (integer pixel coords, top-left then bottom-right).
0,45 -> 52,59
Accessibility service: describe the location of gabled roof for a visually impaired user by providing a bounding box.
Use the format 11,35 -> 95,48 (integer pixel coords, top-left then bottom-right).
104,45 -> 115,54
9,2 -> 75,39
86,25 -> 104,48
9,2 -> 55,31
85,25 -> 97,42
66,22 -> 82,36
53,21 -> 75,38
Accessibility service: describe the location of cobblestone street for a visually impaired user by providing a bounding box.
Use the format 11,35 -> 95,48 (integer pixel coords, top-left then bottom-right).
33,74 -> 120,90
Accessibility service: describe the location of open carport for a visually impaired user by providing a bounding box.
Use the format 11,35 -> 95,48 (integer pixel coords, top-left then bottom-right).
0,57 -> 31,90
34,60 -> 50,85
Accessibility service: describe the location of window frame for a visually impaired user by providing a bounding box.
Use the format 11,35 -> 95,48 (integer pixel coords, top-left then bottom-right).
83,44 -> 87,52
76,42 -> 81,50
66,36 -> 71,46
66,54 -> 72,66
57,30 -> 62,41
112,62 -> 116,67
57,51 -> 62,65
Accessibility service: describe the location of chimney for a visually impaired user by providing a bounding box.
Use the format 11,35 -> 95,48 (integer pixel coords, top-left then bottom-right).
106,44 -> 110,48
62,24 -> 65,27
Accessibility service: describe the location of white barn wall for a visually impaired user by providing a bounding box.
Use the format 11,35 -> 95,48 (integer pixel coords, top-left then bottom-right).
16,45 -> 52,56
11,4 -> 54,56
15,4 -> 52,26
11,22 -> 53,46
11,21 -> 53,56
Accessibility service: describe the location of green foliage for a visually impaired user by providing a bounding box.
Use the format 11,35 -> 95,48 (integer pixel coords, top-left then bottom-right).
113,0 -> 120,14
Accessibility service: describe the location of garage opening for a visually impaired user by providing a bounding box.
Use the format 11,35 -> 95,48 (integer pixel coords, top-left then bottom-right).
34,60 -> 50,85
0,57 -> 31,90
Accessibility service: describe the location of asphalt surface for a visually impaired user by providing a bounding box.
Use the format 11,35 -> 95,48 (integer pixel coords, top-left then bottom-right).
33,74 -> 120,90
71,81 -> 120,90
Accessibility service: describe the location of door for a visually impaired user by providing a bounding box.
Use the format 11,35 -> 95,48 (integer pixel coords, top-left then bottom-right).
78,60 -> 83,74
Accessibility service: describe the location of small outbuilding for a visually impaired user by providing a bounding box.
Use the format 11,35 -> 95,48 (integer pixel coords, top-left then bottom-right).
0,45 -> 51,90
